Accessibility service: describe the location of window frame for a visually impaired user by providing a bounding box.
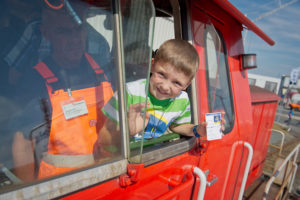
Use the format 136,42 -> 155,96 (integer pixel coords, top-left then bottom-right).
0,0 -> 199,198
204,27 -> 235,134
248,78 -> 257,86
127,0 -> 198,165
0,0 -> 129,198
265,81 -> 278,93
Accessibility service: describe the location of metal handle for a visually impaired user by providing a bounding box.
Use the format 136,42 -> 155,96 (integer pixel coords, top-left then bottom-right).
221,141 -> 253,200
193,167 -> 207,200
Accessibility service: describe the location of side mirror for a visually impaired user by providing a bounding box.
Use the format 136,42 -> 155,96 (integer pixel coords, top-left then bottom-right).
240,54 -> 257,70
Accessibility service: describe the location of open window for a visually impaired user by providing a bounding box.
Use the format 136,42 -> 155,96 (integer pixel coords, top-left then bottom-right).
126,0 -> 197,165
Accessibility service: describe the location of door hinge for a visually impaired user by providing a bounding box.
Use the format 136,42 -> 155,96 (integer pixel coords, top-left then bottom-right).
119,163 -> 144,187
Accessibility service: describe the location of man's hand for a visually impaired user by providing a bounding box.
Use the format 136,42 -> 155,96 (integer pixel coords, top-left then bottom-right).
128,103 -> 150,136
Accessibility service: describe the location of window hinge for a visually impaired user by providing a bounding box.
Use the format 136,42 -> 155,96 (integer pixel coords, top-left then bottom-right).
119,163 -> 144,188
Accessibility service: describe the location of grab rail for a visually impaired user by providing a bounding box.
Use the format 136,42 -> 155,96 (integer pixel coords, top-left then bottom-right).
238,142 -> 253,200
193,167 -> 207,200
263,143 -> 300,200
221,141 -> 253,200
269,129 -> 285,156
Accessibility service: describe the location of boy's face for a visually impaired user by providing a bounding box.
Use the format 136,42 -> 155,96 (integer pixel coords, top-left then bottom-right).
149,60 -> 192,100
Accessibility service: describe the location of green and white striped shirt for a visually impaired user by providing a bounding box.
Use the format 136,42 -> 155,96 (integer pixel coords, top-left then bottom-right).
102,79 -> 191,139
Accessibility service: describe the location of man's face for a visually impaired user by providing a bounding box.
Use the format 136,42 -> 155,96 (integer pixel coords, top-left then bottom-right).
41,10 -> 87,65
149,61 -> 191,100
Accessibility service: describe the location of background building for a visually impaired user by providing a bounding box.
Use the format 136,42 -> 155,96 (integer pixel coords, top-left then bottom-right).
248,73 -> 281,94
248,73 -> 300,103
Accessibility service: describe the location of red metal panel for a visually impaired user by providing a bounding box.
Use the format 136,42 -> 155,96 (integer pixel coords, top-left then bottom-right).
62,153 -> 199,200
61,0 -> 278,199
250,85 -> 281,103
246,101 -> 279,187
190,1 -> 256,199
191,2 -> 238,199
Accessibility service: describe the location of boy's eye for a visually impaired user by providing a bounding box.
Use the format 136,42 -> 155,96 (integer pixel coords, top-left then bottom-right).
174,81 -> 182,88
157,72 -> 165,78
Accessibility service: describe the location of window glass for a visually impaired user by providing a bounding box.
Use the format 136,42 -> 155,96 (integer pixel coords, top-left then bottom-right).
205,27 -> 234,133
0,0 -> 121,191
135,14 -> 185,154
122,6 -> 196,165
248,78 -> 256,86
153,17 -> 175,50
118,0 -> 155,162
121,0 -> 154,82
265,81 -> 277,93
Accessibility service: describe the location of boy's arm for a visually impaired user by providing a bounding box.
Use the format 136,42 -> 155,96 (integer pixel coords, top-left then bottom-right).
169,123 -> 207,137
170,112 -> 226,138
169,100 -> 205,137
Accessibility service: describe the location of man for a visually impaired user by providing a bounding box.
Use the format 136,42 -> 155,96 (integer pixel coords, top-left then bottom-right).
12,2 -> 115,181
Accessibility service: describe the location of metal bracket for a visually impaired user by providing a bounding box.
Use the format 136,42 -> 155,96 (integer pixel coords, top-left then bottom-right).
119,163 -> 144,187
204,170 -> 218,187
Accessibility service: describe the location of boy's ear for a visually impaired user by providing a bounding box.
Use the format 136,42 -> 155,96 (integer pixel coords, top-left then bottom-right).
150,58 -> 155,72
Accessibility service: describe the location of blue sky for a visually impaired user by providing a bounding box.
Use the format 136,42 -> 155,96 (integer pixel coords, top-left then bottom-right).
229,0 -> 300,78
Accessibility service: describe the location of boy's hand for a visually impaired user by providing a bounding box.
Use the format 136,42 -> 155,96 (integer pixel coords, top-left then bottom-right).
194,112 -> 226,138
195,122 -> 207,137
128,103 -> 150,136
220,112 -> 226,132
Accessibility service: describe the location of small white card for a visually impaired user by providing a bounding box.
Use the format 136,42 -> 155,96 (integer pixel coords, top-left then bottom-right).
62,99 -> 88,120
205,112 -> 222,141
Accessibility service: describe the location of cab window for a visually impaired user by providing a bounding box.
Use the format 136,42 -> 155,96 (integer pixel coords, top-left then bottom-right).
121,0 -> 154,82
191,8 -> 234,134
204,27 -> 234,133
127,1 -> 198,165
0,0 -> 122,195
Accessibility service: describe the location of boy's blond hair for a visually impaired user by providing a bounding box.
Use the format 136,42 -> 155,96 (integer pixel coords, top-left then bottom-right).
154,39 -> 199,79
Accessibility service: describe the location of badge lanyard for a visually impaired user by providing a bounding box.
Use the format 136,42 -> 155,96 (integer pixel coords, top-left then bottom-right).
60,70 -> 88,120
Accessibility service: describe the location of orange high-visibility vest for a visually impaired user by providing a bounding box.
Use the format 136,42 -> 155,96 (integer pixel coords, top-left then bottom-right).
34,53 -> 113,179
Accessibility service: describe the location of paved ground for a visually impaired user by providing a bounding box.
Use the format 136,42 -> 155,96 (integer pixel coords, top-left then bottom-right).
266,105 -> 300,199
274,104 -> 300,138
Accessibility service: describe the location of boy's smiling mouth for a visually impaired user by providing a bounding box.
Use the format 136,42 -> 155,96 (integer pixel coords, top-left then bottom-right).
157,87 -> 168,95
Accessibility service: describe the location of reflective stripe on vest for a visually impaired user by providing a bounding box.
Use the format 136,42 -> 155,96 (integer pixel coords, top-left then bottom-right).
34,54 -> 113,178
42,153 -> 94,168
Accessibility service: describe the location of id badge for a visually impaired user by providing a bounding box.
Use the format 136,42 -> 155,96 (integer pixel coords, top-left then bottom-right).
61,97 -> 88,120
205,112 -> 222,141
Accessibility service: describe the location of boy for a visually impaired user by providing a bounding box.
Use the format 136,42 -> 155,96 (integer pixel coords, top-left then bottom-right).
102,39 -> 209,140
